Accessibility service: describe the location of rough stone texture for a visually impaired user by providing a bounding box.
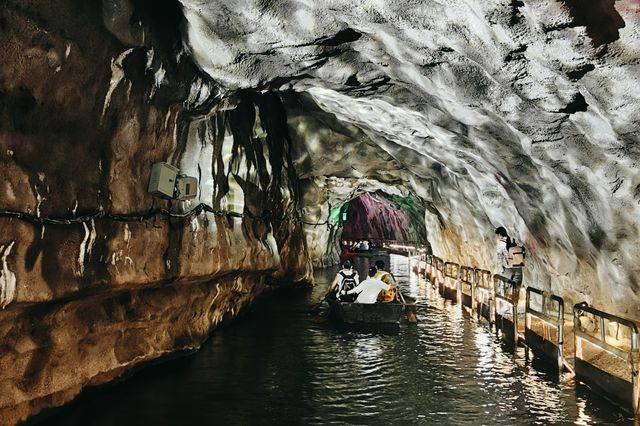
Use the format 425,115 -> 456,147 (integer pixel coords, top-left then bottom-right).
181,0 -> 640,318
0,273 -> 264,426
2,0 -> 640,422
341,192 -> 426,243
285,92 -> 423,266
0,1 -> 311,422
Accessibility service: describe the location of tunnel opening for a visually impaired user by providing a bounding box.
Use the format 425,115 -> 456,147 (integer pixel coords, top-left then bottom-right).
333,191 -> 429,251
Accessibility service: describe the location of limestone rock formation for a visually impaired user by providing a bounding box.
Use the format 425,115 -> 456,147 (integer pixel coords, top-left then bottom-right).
181,0 -> 640,317
0,2 -> 311,423
2,0 -> 640,422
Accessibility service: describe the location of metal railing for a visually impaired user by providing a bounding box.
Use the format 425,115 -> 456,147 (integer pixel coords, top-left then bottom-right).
434,257 -> 445,294
474,269 -> 493,325
416,253 -> 431,277
421,251 -> 640,416
425,254 -> 434,281
525,287 -> 564,370
442,262 -> 460,302
574,303 -> 639,413
379,239 -> 430,255
459,266 -> 474,311
494,274 -> 518,346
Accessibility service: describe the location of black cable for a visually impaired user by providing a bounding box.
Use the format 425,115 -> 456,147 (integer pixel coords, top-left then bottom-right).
0,203 -> 330,227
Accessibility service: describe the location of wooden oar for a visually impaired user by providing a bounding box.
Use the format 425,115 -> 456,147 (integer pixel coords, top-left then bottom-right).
396,288 -> 417,323
311,294 -> 330,312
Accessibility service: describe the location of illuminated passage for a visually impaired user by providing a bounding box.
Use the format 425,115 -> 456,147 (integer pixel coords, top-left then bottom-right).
47,255 -> 633,425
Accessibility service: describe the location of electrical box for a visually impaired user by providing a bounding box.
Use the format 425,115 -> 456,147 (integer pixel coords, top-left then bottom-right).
148,162 -> 178,199
175,176 -> 198,200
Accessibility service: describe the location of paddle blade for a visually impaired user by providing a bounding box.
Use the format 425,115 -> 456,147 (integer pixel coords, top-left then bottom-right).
405,305 -> 418,323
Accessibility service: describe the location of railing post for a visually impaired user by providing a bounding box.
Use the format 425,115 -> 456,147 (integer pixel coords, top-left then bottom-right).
525,288 -> 531,329
471,268 -> 475,317
633,328 -> 639,415
574,303 -> 639,411
512,296 -> 518,346
494,274 -> 517,347
557,298 -> 564,371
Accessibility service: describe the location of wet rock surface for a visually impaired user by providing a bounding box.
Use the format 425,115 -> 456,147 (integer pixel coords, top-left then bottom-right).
0,1 -> 311,422
181,0 -> 640,316
1,0 -> 640,422
0,273 -> 266,425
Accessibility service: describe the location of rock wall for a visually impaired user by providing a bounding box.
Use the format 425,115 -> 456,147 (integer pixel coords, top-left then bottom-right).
2,0 -> 640,421
182,0 -> 640,319
0,2 -> 311,423
286,92 -> 426,267
341,192 -> 427,244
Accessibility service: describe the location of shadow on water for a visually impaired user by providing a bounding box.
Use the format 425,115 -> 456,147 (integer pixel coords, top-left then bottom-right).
34,254 -> 637,425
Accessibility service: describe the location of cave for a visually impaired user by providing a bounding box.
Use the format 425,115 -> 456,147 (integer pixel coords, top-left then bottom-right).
1,0 -> 640,423
339,192 -> 427,246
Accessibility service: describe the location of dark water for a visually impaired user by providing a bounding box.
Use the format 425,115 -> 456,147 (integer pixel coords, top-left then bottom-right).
43,255 -> 634,425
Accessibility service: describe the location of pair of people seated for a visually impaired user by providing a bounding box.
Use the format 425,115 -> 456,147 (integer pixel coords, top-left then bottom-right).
352,240 -> 370,252
329,260 -> 397,304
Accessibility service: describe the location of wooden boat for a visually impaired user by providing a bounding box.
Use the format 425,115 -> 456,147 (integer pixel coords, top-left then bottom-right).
328,299 -> 405,325
339,248 -> 388,261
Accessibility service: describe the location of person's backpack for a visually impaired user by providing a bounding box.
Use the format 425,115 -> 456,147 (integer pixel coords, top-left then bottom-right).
507,240 -> 526,267
339,271 -> 357,292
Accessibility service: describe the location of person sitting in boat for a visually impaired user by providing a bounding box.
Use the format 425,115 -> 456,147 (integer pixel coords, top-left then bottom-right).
327,260 -> 359,301
340,266 -> 396,304
374,260 -> 397,303
359,240 -> 370,251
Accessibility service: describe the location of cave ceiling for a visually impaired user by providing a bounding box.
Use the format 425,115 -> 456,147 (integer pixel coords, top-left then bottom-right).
107,0 -> 640,312
177,0 -> 640,215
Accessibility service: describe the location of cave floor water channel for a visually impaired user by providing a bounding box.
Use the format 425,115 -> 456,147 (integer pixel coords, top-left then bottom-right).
41,254 -> 634,425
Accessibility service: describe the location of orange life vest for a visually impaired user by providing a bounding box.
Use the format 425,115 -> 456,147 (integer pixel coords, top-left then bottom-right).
375,271 -> 396,302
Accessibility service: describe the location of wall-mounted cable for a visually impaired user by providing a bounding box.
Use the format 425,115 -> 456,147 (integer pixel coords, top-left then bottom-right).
0,204 -> 329,227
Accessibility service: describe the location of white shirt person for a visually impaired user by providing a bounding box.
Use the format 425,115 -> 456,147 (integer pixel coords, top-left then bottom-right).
341,266 -> 395,304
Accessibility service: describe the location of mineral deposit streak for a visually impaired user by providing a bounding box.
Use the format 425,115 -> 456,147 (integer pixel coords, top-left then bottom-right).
46,255 -> 633,425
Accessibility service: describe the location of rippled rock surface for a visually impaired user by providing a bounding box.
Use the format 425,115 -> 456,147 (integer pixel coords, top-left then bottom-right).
0,2 -> 311,422
181,0 -> 640,315
2,0 -> 640,423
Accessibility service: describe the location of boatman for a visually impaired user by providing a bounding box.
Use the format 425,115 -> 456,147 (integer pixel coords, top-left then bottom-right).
341,266 -> 396,304
374,260 -> 397,303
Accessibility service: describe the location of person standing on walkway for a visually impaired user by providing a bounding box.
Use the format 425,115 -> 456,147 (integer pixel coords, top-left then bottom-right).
495,226 -> 523,300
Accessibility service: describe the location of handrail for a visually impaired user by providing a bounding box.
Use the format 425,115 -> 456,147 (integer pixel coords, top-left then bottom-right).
424,253 -> 640,412
574,303 -> 638,360
342,238 -> 431,254
525,287 -> 564,370
460,266 -> 474,294
527,287 -> 564,326
573,302 -> 639,413
472,268 -> 494,326
459,266 -> 475,311
575,302 -> 639,334
494,274 -> 518,346
474,269 -> 492,290
440,262 -> 459,301
460,266 -> 474,285
444,262 -> 460,279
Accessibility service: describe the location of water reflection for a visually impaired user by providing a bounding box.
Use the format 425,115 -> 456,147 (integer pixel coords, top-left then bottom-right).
43,255 -> 634,426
